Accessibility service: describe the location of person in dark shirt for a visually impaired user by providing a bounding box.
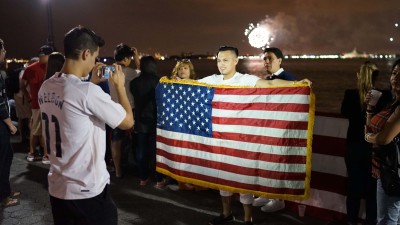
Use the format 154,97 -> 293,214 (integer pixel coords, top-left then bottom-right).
341,61 -> 391,225
263,47 -> 295,81
0,38 -> 19,208
130,56 -> 165,188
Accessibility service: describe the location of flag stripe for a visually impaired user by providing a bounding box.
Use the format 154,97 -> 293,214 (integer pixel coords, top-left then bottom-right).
157,149 -> 306,181
157,129 -> 307,157
157,155 -> 305,191
212,102 -> 310,112
212,124 -> 308,139
157,136 -> 307,171
212,117 -> 309,130
157,163 -> 306,195
214,87 -> 310,98
212,108 -> 309,122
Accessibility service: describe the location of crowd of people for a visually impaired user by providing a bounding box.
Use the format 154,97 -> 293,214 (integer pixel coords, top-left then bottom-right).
1,25 -> 400,225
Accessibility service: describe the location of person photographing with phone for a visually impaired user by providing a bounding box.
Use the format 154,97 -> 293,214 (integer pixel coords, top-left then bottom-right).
38,26 -> 133,225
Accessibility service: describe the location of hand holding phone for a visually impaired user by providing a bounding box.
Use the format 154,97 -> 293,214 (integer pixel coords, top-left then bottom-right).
101,66 -> 116,79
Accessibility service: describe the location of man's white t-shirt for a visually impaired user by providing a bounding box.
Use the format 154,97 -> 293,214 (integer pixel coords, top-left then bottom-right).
198,72 -> 260,86
38,73 -> 126,199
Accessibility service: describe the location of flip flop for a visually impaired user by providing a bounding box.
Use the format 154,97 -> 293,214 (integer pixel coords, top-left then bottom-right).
10,191 -> 21,198
1,197 -> 20,208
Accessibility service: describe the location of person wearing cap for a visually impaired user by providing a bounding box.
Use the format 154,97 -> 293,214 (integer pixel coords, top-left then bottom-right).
20,45 -> 54,164
252,47 -> 297,213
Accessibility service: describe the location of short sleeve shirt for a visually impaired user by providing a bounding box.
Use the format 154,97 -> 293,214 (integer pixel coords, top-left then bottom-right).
38,73 -> 126,199
198,72 -> 260,86
22,62 -> 46,109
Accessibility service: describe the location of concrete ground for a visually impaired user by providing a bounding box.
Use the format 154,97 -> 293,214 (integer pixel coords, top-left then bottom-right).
0,137 -> 334,225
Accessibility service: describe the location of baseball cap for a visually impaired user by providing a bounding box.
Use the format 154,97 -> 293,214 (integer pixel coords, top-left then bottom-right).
39,45 -> 55,56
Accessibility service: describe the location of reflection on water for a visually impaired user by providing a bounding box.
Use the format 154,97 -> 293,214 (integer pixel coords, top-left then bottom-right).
157,58 -> 396,113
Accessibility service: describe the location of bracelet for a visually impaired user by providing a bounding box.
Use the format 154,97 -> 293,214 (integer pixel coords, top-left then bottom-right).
366,112 -> 374,115
365,133 -> 372,142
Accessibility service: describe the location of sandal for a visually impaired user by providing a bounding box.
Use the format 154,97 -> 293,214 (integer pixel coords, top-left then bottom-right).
1,197 -> 20,208
10,191 -> 21,198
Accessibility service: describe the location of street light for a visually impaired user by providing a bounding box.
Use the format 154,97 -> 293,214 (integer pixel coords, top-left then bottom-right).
45,0 -> 55,49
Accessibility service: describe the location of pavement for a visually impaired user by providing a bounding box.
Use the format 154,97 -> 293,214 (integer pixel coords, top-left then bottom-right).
1,137 -> 333,225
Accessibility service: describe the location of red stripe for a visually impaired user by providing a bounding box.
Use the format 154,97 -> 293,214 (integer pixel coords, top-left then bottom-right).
213,131 -> 308,147
212,116 -> 309,130
157,135 -> 306,164
311,171 -> 346,195
313,135 -> 346,157
214,86 -> 311,95
157,162 -> 306,195
212,102 -> 310,112
157,148 -> 306,180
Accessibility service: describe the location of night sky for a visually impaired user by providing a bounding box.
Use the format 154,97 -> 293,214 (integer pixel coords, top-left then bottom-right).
1,0 -> 399,58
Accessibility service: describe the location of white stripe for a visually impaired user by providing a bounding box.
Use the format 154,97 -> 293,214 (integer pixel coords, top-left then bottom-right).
293,188 -> 346,214
311,153 -> 347,177
213,124 -> 308,139
213,108 -> 309,122
157,155 -> 305,189
157,128 -> 307,156
214,94 -> 310,104
314,116 -> 348,138
157,141 -> 306,173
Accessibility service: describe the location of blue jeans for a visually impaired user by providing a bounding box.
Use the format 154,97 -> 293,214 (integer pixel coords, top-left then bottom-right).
135,132 -> 163,182
377,179 -> 400,225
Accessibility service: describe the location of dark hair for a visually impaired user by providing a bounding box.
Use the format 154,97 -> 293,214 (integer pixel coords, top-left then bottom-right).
140,56 -> 157,75
0,39 -> 4,50
264,47 -> 284,59
114,43 -> 134,62
218,46 -> 239,57
64,26 -> 105,60
392,58 -> 400,72
45,52 -> 65,80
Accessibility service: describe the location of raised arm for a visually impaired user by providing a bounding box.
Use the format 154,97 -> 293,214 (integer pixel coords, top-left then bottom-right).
109,64 -> 134,130
365,106 -> 400,145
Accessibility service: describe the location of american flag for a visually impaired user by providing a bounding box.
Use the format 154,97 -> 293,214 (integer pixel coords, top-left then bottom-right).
156,78 -> 315,200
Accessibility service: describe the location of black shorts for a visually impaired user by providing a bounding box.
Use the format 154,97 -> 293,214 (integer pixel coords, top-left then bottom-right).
50,184 -> 117,225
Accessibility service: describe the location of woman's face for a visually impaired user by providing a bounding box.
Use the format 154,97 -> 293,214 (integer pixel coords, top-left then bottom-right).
390,64 -> 400,93
177,65 -> 191,79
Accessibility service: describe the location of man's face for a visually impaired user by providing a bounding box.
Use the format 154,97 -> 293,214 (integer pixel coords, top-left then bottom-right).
263,52 -> 282,74
217,50 -> 238,76
85,47 -> 99,75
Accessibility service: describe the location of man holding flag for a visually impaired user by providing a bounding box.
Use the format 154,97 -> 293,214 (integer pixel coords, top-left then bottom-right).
194,46 -> 311,225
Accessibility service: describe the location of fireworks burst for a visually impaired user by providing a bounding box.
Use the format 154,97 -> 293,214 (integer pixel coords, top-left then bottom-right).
244,23 -> 274,49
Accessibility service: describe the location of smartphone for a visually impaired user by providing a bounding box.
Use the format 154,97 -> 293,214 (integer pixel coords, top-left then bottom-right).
101,66 -> 115,79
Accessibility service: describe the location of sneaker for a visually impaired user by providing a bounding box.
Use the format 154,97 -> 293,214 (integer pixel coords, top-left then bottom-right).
261,199 -> 285,212
42,156 -> 50,164
26,153 -> 34,162
166,184 -> 180,191
252,197 -> 270,207
209,214 -> 234,225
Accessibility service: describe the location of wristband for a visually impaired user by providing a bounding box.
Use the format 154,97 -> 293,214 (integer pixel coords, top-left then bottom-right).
365,133 -> 372,142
